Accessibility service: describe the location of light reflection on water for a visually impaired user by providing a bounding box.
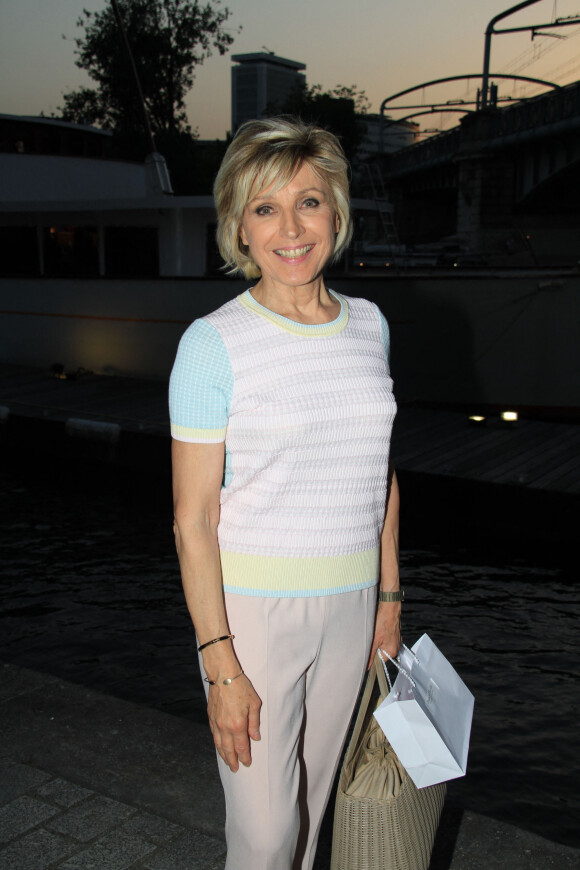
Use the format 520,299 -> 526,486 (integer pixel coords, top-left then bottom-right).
0,458 -> 578,847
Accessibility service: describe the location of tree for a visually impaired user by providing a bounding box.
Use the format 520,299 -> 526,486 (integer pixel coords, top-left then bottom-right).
269,83 -> 370,167
59,0 -> 237,138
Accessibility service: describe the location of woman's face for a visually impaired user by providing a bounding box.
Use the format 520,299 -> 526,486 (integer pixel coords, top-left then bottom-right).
239,162 -> 338,295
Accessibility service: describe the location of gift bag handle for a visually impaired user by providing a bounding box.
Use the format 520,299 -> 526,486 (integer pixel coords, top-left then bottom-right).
378,647 -> 417,689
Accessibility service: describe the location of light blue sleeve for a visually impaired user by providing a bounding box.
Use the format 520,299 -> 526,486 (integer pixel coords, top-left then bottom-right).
375,305 -> 391,375
169,319 -> 233,443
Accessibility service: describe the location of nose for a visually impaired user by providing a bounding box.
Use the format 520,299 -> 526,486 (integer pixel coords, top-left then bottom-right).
279,208 -> 303,239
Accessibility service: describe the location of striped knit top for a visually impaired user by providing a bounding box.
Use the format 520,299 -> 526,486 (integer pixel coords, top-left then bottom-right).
169,289 -> 397,597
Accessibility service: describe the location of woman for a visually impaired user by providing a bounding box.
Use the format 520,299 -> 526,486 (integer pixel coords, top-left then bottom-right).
170,117 -> 401,870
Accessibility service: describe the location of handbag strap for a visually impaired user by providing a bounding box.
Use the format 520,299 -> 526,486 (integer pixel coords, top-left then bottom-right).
343,654 -> 391,767
343,663 -> 377,766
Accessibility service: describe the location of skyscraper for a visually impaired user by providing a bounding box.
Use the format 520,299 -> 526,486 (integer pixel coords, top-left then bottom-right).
231,52 -> 306,132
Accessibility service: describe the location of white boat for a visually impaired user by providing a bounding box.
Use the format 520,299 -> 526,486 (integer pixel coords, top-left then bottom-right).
1,115 -> 578,417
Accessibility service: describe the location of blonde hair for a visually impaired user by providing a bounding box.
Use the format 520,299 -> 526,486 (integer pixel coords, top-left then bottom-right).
214,117 -> 352,279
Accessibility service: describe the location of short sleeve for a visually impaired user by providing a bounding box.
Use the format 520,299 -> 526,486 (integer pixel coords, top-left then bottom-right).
375,305 -> 391,375
169,319 -> 233,443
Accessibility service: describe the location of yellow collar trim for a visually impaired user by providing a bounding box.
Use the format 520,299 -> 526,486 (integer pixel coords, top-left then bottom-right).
238,289 -> 349,337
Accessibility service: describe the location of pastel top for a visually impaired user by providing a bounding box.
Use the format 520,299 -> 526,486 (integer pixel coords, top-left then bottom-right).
169,289 -> 397,598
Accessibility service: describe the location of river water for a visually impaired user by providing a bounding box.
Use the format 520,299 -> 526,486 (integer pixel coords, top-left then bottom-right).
1,455 -> 578,848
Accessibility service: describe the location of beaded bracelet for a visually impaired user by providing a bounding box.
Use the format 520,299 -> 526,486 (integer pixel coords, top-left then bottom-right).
197,633 -> 235,653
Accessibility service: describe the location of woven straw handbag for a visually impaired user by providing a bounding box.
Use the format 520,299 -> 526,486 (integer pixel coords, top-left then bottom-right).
330,655 -> 446,870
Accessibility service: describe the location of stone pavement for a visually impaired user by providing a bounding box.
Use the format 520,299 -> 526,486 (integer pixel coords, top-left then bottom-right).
1,661 -> 579,870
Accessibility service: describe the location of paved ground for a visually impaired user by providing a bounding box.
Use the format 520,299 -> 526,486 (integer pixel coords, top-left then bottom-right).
2,661 -> 579,870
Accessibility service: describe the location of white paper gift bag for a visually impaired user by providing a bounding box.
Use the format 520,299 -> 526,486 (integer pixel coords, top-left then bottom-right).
373,633 -> 474,789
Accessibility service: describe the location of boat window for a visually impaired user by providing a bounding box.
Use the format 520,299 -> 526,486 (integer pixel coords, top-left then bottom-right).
43,226 -> 99,277
0,226 -> 40,275
104,226 -> 159,277
205,223 -> 224,275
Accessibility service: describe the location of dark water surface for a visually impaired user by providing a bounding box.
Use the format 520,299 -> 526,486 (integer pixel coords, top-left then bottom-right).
1,456 -> 578,848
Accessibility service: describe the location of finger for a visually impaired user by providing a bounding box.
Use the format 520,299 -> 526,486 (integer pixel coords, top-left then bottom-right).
210,718 -> 240,772
220,738 -> 241,772
248,705 -> 261,741
379,633 -> 401,659
211,731 -> 228,766
233,733 -> 252,768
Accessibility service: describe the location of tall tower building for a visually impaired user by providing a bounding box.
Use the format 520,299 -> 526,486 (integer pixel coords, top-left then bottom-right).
231,52 -> 306,132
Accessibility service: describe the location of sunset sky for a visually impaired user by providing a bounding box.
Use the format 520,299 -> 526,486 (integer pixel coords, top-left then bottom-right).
1,0 -> 579,139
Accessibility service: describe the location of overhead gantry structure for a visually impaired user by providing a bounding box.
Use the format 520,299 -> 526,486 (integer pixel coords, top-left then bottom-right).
378,0 -> 580,151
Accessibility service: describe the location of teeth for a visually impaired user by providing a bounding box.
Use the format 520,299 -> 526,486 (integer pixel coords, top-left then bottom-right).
275,245 -> 313,258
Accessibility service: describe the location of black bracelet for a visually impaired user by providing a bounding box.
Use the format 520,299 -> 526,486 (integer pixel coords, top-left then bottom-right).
197,633 -> 235,652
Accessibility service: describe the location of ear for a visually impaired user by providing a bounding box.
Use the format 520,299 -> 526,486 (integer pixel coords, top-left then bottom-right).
334,213 -> 340,234
240,224 -> 249,246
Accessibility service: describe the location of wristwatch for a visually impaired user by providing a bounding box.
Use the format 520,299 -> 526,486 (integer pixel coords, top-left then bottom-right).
378,589 -> 405,603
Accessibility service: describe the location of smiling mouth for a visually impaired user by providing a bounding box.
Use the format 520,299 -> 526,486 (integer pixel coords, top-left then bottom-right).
274,245 -> 314,258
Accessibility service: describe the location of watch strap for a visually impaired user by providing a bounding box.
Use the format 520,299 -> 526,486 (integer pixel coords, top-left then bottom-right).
378,589 -> 405,603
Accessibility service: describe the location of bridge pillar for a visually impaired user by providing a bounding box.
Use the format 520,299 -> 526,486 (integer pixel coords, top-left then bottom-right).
455,113 -> 517,253
456,156 -> 485,252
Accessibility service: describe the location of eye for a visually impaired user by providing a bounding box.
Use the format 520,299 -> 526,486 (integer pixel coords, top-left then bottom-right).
255,204 -> 273,216
302,197 -> 320,208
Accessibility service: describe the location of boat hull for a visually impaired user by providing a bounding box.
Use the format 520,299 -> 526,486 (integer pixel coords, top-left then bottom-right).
1,271 -> 578,416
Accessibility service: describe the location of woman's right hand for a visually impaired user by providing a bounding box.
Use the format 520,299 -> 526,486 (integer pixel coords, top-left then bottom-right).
207,675 -> 262,772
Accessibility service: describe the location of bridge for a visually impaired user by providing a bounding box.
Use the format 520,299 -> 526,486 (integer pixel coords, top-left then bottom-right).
376,79 -> 580,263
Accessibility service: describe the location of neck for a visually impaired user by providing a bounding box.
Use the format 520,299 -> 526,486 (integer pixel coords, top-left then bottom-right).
251,281 -> 339,325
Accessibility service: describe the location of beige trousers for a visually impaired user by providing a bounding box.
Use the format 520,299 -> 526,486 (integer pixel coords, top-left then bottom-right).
203,587 -> 376,870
